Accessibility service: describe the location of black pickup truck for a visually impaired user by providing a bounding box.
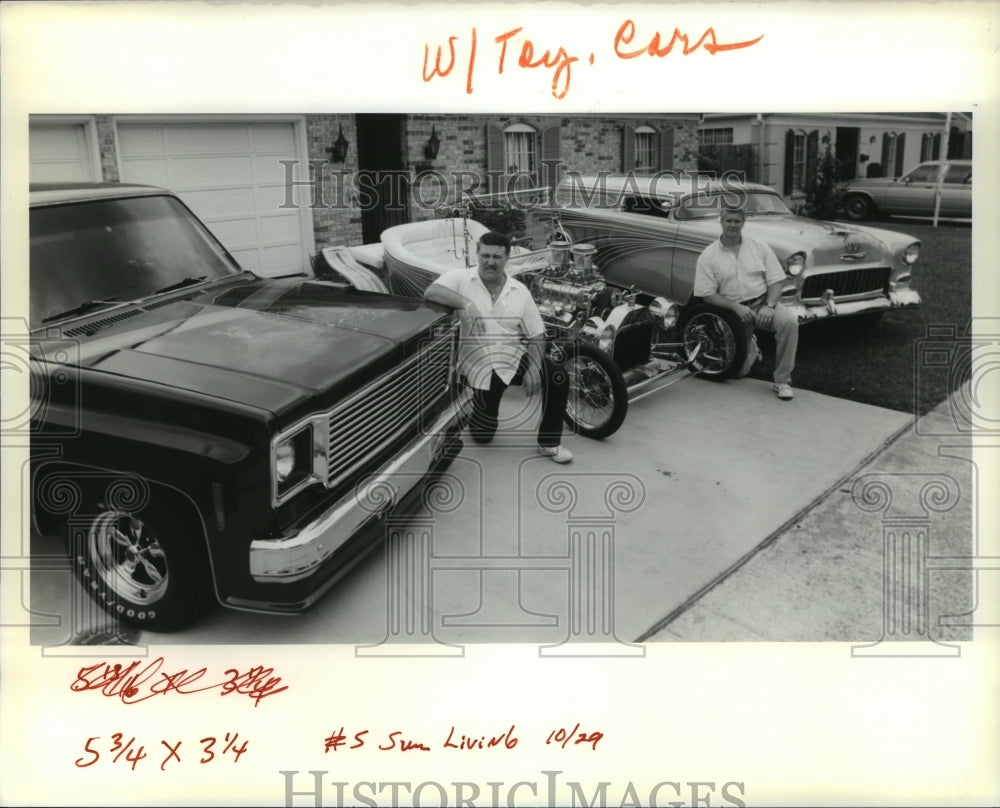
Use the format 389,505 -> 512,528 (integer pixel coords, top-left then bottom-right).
28,183 -> 467,631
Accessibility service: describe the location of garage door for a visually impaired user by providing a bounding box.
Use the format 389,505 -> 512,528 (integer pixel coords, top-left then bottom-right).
117,121 -> 312,277
29,122 -> 100,183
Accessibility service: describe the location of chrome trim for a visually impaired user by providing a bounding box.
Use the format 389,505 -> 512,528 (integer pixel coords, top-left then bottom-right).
251,392 -> 470,583
269,323 -> 458,507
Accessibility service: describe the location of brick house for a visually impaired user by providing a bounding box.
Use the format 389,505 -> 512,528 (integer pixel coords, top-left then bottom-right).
29,113 -> 699,278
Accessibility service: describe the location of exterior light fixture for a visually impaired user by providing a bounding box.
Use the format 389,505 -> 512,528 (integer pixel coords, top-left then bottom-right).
424,126 -> 441,160
328,125 -> 350,163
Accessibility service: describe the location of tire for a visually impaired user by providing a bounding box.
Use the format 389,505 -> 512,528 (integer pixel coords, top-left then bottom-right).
681,304 -> 748,380
843,194 -> 875,221
559,341 -> 629,439
65,488 -> 214,631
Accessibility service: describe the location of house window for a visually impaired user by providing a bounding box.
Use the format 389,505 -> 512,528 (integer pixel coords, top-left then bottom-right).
921,132 -> 941,161
700,127 -> 734,146
791,131 -> 807,191
634,126 -> 657,173
504,123 -> 536,188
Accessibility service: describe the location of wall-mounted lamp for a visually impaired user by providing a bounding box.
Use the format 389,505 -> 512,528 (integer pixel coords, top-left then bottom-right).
869,135 -> 877,144
328,124 -> 350,163
424,126 -> 441,160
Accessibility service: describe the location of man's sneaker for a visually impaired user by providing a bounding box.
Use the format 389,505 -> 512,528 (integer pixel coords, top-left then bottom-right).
773,383 -> 794,400
537,445 -> 574,464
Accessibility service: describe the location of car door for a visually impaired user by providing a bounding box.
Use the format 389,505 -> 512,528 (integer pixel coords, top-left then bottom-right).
597,195 -> 679,299
881,162 -> 943,215
939,163 -> 972,218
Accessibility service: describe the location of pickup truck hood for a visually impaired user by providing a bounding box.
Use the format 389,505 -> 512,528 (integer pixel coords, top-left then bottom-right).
35,277 -> 450,417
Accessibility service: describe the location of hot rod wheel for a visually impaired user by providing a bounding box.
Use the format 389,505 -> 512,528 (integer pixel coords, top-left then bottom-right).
681,304 -> 749,381
554,340 -> 629,439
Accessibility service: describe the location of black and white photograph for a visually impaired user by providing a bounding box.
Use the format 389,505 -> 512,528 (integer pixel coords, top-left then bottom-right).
2,3 -> 998,807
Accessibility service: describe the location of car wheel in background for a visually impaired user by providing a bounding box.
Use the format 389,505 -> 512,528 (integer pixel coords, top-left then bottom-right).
843,194 -> 876,221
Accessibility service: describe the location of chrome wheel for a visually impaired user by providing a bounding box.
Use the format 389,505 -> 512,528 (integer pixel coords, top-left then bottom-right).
88,510 -> 169,605
682,305 -> 746,380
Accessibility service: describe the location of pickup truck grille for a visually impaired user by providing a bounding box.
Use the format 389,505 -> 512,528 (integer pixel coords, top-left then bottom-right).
324,324 -> 457,490
801,267 -> 892,300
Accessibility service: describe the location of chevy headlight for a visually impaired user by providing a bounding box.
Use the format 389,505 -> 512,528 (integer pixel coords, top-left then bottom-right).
784,252 -> 806,276
274,426 -> 313,498
902,243 -> 920,265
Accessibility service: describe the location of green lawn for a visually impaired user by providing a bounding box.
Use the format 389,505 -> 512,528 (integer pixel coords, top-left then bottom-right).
748,220 -> 972,414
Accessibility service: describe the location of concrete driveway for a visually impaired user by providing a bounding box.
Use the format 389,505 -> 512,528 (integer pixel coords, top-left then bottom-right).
29,372 -> 916,649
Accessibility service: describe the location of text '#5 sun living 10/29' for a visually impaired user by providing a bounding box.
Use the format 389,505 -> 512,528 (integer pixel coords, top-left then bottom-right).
422,18 -> 765,99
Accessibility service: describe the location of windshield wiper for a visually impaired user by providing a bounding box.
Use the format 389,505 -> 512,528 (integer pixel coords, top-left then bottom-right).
42,297 -> 121,324
153,275 -> 208,295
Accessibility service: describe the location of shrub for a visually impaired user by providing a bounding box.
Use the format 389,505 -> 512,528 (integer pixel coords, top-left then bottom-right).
801,143 -> 844,221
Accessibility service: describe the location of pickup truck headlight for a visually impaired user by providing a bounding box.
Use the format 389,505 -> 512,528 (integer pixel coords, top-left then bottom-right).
274,426 -> 314,498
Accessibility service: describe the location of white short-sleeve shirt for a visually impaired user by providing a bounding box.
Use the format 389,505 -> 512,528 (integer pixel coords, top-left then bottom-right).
694,235 -> 785,302
430,268 -> 545,390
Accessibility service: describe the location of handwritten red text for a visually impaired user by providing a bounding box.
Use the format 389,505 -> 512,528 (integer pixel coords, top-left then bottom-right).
613,19 -> 765,59
76,731 -> 248,771
70,657 -> 288,707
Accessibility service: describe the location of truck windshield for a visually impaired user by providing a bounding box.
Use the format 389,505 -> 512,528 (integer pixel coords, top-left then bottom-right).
30,194 -> 244,330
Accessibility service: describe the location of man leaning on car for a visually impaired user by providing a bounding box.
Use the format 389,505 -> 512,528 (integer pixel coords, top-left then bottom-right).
693,200 -> 800,400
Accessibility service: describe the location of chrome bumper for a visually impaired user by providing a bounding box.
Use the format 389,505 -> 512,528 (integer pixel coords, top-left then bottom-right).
249,393 -> 469,584
786,287 -> 922,322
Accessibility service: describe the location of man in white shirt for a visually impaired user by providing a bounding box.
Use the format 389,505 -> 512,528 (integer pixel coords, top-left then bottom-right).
693,202 -> 799,399
424,230 -> 573,463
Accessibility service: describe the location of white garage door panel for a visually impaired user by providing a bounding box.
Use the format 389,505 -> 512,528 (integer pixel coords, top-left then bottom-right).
116,124 -> 166,154
164,124 -> 252,154
171,155 -> 255,189
117,121 -> 311,277
30,123 -> 97,183
117,158 -> 170,187
208,218 -> 259,249
252,153 -> 298,185
183,187 -> 255,219
251,123 -> 297,152
258,213 -> 302,242
260,244 -> 307,271
255,183 -> 304,212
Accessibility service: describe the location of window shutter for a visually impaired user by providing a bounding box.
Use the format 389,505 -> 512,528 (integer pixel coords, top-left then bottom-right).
540,124 -> 562,190
806,130 -> 819,187
659,127 -> 674,170
622,125 -> 635,172
783,129 -> 795,194
486,124 -> 505,194
894,132 -> 906,176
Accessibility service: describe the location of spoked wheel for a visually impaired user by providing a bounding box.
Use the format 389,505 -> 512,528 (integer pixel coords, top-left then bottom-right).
67,494 -> 213,631
681,304 -> 748,380
558,341 -> 629,439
